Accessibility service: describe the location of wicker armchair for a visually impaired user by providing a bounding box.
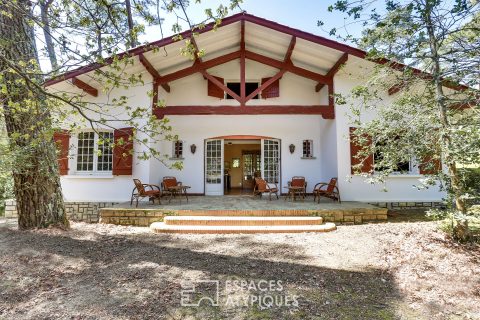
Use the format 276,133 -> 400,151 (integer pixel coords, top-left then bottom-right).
313,178 -> 341,203
288,176 -> 307,199
161,176 -> 182,202
130,179 -> 162,207
253,177 -> 279,201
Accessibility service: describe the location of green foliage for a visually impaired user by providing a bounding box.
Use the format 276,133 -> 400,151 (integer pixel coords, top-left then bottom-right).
0,112 -> 13,215
459,167 -> 480,203
427,207 -> 480,242
328,1 -> 479,240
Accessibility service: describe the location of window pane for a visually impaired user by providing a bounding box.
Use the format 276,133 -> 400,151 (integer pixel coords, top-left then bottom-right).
303,140 -> 313,157
206,140 -> 222,184
226,82 -> 259,99
97,132 -> 113,171
77,132 -> 95,172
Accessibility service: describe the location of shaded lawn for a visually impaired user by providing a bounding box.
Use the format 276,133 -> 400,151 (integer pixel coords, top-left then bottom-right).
0,219 -> 479,319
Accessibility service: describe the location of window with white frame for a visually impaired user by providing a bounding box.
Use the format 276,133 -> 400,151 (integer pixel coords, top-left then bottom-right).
76,131 -> 113,173
302,140 -> 313,158
172,140 -> 184,159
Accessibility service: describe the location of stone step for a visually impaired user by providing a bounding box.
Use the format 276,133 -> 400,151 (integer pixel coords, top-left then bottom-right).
150,222 -> 336,234
163,216 -> 323,226
175,210 -> 314,216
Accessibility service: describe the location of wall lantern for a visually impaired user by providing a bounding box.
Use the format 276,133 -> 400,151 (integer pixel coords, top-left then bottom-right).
289,144 -> 295,154
190,144 -> 197,154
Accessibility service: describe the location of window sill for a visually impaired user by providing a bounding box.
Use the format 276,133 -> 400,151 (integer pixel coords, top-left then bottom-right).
169,157 -> 185,161
386,174 -> 423,178
352,174 -> 426,178
63,175 -> 115,179
301,157 -> 316,160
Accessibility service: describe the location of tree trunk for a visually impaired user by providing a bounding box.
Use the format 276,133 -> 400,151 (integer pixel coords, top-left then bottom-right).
39,0 -> 58,69
424,3 -> 469,241
0,0 -> 68,229
125,0 -> 136,48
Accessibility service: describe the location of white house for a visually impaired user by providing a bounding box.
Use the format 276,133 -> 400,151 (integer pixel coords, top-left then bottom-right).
45,12 -> 451,208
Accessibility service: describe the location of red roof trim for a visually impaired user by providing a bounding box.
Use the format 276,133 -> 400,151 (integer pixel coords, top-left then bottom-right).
45,12 -> 469,92
153,105 -> 335,120
44,13 -> 246,86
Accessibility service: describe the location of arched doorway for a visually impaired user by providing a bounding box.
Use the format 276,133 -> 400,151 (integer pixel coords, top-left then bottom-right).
204,136 -> 281,196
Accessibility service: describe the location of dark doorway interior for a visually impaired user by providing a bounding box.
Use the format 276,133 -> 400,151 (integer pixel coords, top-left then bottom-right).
224,140 -> 261,195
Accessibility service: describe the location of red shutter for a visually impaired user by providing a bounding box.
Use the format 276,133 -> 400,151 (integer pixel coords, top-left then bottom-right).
349,127 -> 373,174
53,130 -> 70,175
419,156 -> 442,174
261,77 -> 280,99
207,76 -> 224,98
113,127 -> 134,175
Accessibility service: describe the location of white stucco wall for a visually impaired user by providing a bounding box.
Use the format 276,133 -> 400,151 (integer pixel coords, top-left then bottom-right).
333,56 -> 445,202
150,115 -> 334,194
50,52 -> 445,203
50,78 -> 154,202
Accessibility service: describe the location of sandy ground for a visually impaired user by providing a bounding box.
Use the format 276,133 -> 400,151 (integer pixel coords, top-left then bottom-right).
0,217 -> 479,320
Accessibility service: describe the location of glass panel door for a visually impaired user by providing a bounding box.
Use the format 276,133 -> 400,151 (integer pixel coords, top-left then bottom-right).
242,151 -> 261,190
262,139 -> 280,184
205,139 -> 224,195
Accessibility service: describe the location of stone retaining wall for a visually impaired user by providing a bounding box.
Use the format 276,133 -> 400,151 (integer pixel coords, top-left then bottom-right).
4,199 -> 437,225
99,207 -> 388,226
100,209 -> 167,226
368,201 -> 446,210
311,208 -> 388,225
3,199 -> 118,222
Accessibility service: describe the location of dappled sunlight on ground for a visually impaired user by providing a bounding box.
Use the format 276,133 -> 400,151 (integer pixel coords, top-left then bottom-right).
0,219 -> 479,319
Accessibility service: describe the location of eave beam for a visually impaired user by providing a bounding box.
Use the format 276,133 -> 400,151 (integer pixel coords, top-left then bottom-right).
154,105 -> 333,119
244,36 -> 296,103
139,53 -> 170,93
388,83 -> 404,95
72,77 -> 98,97
315,53 -> 348,92
244,50 -> 330,84
156,50 -> 241,85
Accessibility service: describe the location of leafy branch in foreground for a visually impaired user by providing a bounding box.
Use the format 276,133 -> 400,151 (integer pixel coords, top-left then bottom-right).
326,0 -> 479,241
0,0 -> 242,228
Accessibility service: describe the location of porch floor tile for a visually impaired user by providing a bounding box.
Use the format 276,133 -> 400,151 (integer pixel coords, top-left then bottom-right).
113,195 -> 377,211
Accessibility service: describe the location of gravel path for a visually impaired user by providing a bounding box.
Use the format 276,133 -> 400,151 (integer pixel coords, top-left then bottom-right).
0,219 -> 479,319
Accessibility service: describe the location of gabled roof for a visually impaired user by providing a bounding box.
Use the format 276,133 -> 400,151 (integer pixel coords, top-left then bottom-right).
45,12 -> 365,87
45,12 -> 468,92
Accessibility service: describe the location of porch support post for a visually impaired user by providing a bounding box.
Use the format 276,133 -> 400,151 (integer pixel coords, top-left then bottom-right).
139,53 -> 170,92
315,53 -> 348,92
240,20 -> 246,106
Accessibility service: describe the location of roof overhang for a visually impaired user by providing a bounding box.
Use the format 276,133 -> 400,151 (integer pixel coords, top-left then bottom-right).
45,12 -> 469,95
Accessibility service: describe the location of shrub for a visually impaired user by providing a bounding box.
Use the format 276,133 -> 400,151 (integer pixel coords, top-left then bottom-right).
460,167 -> 480,205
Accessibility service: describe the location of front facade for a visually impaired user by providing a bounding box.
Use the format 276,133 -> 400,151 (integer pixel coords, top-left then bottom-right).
46,13 -> 446,205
